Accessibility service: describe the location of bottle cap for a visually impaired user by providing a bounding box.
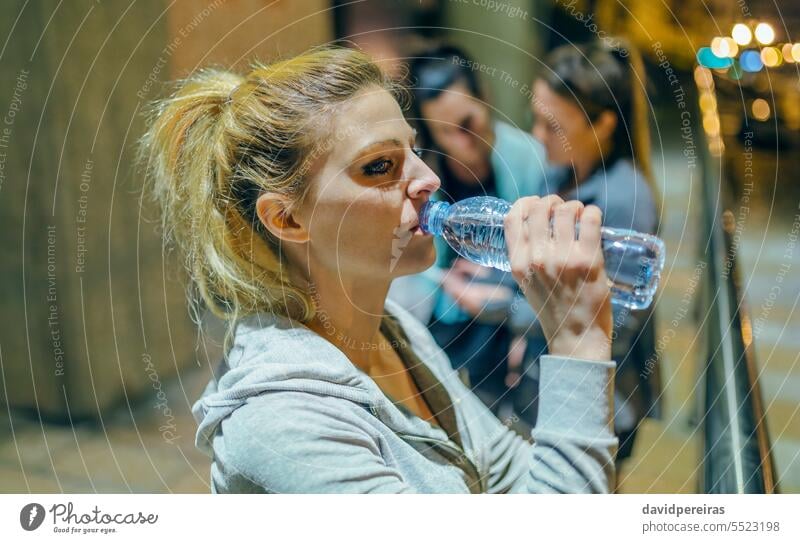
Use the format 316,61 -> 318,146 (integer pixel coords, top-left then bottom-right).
419,200 -> 449,236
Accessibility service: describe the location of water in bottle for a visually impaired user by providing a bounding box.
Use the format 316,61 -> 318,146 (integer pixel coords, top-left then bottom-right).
418,196 -> 665,310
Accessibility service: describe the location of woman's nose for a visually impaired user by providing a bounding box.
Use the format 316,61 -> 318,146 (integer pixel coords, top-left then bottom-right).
407,161 -> 441,199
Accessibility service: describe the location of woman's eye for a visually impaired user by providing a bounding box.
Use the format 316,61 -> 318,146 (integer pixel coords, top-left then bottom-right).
362,158 -> 393,176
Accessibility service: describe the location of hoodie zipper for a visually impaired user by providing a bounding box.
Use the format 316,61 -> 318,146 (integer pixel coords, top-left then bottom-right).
368,403 -> 484,494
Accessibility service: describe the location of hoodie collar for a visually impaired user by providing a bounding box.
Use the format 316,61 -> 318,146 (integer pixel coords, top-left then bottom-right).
192,300 -> 461,457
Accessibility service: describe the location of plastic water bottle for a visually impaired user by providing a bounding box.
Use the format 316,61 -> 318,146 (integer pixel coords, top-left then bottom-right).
419,196 -> 665,310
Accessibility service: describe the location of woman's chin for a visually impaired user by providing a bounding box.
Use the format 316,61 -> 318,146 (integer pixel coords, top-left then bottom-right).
389,238 -> 437,277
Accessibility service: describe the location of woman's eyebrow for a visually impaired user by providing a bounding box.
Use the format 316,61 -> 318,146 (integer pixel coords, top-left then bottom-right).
348,127 -> 417,162
349,138 -> 405,162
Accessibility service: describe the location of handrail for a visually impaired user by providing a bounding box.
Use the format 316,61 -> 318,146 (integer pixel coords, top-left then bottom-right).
694,78 -> 779,493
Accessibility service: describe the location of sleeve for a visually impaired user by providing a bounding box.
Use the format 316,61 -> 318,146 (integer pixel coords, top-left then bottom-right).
449,354 -> 619,493
217,391 -> 417,493
523,355 -> 619,493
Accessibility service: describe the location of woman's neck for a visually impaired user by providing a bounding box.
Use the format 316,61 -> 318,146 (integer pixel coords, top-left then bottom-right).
571,158 -> 598,188
567,142 -> 615,191
301,268 -> 391,372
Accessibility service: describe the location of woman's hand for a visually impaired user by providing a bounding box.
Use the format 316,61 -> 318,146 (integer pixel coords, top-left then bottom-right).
504,195 -> 612,361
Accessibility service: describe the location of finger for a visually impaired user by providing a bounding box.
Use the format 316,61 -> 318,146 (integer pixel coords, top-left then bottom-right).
578,204 -> 603,250
504,200 -> 531,283
552,200 -> 584,244
527,194 -> 563,248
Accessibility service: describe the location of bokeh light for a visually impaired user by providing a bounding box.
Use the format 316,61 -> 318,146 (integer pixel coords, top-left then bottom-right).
702,113 -> 721,136
732,23 -> 753,46
699,92 -> 717,112
694,65 -> 715,89
711,37 -> 739,58
751,98 -> 771,121
781,43 -> 796,63
727,61 -> 744,80
708,139 -> 725,157
761,46 -> 782,67
754,22 -> 775,45
740,50 -> 764,72
697,47 -> 733,69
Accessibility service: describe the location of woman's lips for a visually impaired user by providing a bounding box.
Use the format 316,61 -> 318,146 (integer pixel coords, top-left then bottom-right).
411,223 -> 431,236
399,219 -> 429,236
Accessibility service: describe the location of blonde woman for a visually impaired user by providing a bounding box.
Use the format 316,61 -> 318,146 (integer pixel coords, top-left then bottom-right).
140,47 -> 617,493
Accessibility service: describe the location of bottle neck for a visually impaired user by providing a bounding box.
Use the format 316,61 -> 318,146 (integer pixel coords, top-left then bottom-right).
419,200 -> 450,236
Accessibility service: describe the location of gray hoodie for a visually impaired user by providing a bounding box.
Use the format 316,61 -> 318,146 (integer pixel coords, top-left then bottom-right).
192,299 -> 618,493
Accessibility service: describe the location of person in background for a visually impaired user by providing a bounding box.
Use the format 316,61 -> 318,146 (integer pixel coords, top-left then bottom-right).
518,39 -> 663,467
388,44 -> 547,413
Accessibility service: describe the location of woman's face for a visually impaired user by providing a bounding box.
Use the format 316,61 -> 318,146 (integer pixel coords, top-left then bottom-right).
419,81 -> 493,171
291,87 -> 441,282
530,79 -> 611,167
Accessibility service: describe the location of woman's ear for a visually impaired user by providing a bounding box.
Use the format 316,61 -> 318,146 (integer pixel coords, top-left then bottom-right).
594,110 -> 618,144
256,193 -> 309,244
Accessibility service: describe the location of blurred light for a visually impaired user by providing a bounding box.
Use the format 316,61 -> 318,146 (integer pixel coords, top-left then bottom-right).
741,312 -> 753,348
694,66 -> 715,89
697,47 -> 733,69
781,43 -> 796,63
752,98 -> 770,121
724,38 -> 739,57
728,61 -> 744,80
699,93 -> 717,112
722,210 -> 735,233
703,113 -> 721,136
711,37 -> 739,58
709,139 -> 725,157
711,37 -> 725,56
761,46 -> 782,67
732,23 -> 753,46
793,43 -> 800,62
755,22 -> 775,45
740,50 -> 764,72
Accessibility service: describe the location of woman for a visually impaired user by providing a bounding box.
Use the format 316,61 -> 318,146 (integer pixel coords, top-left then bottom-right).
519,40 -> 663,464
389,45 -> 546,410
140,47 -> 617,493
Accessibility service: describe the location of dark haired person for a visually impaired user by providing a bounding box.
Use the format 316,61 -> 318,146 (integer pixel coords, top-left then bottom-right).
389,45 -> 546,411
519,39 -> 663,466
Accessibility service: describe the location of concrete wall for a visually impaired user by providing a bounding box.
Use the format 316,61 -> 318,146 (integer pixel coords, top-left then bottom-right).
0,0 -> 333,419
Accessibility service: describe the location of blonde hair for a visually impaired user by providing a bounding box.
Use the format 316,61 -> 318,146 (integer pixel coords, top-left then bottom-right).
138,47 -> 397,346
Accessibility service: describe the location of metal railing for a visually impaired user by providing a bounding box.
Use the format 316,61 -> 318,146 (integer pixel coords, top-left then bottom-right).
695,83 -> 779,493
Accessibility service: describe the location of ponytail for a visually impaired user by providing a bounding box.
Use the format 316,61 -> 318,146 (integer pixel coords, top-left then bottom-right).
139,48 -> 394,349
